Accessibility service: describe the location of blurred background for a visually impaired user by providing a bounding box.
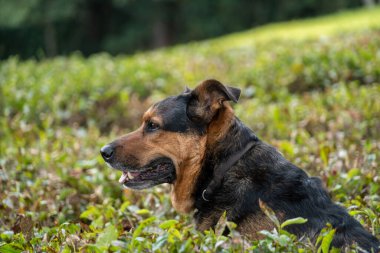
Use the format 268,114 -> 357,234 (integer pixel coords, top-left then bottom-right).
0,0 -> 377,59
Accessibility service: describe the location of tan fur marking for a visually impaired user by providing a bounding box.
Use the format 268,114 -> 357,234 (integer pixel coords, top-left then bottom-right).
169,134 -> 207,213
238,213 -> 276,240
142,106 -> 156,122
196,211 -> 224,231
206,102 -> 235,147
196,218 -> 214,232
149,116 -> 163,125
238,211 -> 285,240
116,118 -> 207,213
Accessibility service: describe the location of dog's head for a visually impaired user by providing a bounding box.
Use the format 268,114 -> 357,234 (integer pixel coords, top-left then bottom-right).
100,79 -> 240,213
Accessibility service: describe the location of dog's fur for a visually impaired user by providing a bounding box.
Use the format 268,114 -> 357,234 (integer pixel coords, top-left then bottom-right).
101,79 -> 379,252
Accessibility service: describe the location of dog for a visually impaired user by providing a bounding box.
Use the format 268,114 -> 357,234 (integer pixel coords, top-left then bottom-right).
100,79 -> 379,252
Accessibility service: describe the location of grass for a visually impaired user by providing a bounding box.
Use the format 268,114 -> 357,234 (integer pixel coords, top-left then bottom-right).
1,6 -> 380,252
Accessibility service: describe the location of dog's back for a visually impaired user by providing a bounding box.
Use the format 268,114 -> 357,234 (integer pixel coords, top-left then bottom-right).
195,125 -> 379,252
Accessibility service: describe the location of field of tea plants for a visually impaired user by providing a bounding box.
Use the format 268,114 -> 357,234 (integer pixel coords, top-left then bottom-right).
1,6 -> 380,252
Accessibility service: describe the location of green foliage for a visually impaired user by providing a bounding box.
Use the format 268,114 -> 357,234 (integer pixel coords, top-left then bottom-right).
316,225 -> 337,253
1,8 -> 380,252
95,224 -> 118,250
280,217 -> 308,229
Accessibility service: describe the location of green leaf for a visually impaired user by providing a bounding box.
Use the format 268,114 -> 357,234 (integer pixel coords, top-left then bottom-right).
320,228 -> 336,253
280,217 -> 308,229
278,234 -> 291,246
159,220 -> 178,230
152,235 -> 168,251
179,238 -> 193,253
0,245 -> 22,253
136,209 -> 151,215
259,230 -> 280,241
259,199 -> 280,228
215,211 -> 228,236
347,168 -> 360,180
132,217 -> 156,239
91,216 -> 104,230
169,228 -> 182,240
320,146 -> 330,166
80,206 -> 101,220
95,224 -> 118,249
61,245 -> 71,253
129,217 -> 156,251
120,201 -> 130,212
85,245 -> 102,253
330,247 -> 340,253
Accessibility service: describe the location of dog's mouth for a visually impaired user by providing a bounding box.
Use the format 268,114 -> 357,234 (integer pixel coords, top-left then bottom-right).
118,157 -> 176,190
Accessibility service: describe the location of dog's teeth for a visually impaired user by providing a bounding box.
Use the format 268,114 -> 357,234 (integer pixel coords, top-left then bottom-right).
127,172 -> 134,179
119,172 -> 128,183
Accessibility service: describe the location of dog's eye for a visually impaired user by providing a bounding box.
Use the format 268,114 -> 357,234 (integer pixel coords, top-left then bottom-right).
146,121 -> 160,132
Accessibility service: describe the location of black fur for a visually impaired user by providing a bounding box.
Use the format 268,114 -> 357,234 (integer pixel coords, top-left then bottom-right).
141,86 -> 379,252
153,94 -> 206,134
194,117 -> 379,252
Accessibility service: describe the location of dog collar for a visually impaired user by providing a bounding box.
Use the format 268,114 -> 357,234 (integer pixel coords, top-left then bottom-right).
202,141 -> 255,202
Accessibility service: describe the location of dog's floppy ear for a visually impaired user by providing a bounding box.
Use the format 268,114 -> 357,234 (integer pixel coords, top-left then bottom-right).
187,79 -> 241,124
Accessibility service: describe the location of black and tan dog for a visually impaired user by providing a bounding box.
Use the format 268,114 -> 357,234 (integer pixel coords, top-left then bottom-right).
101,79 -> 379,252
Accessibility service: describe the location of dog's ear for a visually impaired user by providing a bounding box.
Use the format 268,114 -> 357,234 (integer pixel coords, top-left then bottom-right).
187,79 -> 241,124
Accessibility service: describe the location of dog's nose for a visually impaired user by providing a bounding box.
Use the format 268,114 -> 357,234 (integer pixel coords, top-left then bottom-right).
100,145 -> 114,161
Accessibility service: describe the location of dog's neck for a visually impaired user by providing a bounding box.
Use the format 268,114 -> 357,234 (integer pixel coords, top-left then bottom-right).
193,106 -> 259,205
207,105 -> 258,160
172,105 -> 258,214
